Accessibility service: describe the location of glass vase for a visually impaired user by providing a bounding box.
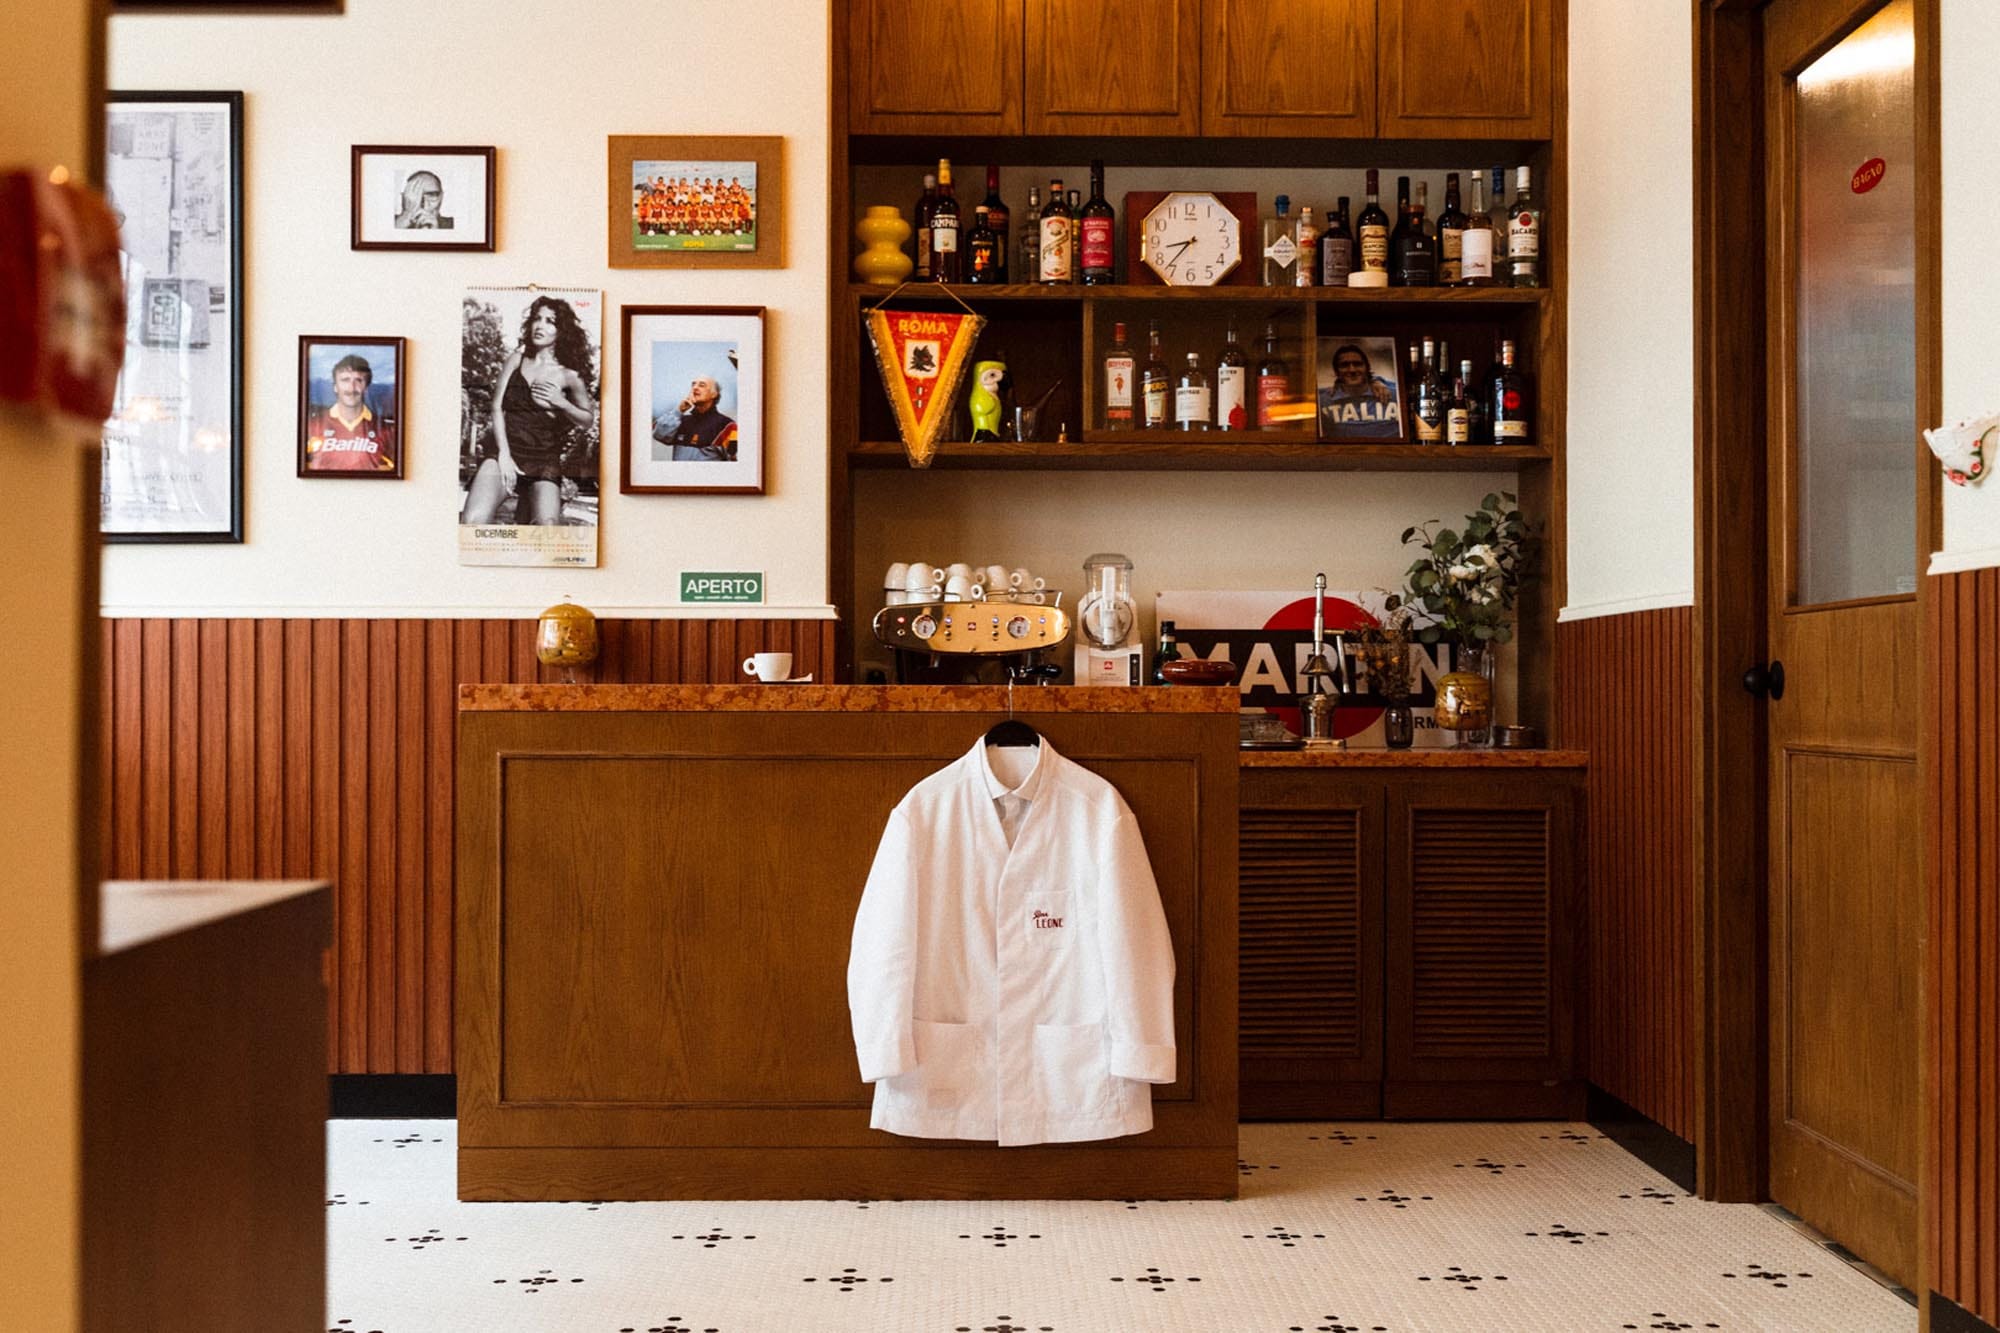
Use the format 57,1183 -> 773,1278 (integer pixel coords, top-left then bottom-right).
1382,697 -> 1415,749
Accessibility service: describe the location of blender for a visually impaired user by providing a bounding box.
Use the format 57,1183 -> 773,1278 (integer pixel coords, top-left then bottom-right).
1074,552 -> 1144,686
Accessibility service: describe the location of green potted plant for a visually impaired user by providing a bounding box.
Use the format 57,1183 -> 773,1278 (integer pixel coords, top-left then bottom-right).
1400,492 -> 1533,743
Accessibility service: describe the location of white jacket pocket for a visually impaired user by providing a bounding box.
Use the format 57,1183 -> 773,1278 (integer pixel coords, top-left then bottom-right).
1031,1021 -> 1109,1116
902,1018 -> 985,1112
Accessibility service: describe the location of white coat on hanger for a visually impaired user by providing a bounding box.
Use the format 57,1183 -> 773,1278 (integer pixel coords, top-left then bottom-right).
846,737 -> 1177,1146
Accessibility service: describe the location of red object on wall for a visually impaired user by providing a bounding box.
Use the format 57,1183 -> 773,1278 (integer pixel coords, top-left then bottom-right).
0,170 -> 125,423
1851,157 -> 1888,194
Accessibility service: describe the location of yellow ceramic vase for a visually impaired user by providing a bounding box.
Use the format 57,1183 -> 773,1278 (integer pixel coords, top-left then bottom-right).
1432,644 -> 1494,734
854,205 -> 914,286
535,601 -> 600,670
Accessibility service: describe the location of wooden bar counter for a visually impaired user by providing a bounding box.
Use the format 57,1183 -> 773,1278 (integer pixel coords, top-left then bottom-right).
456,684 -> 1238,1201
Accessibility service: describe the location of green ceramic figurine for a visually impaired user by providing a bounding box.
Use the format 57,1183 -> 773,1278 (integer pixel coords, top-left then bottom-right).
969,358 -> 1008,442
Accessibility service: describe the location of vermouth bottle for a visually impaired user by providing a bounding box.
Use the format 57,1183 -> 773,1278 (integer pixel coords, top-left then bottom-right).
1413,337 -> 1445,443
913,172 -> 937,280
1319,196 -> 1353,287
1038,178 -> 1074,284
1461,170 -> 1497,287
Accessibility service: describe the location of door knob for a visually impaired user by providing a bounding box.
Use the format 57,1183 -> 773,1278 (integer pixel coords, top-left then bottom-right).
1742,660 -> 1785,700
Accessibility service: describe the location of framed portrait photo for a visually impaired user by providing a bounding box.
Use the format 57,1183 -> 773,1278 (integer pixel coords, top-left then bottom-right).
102,91 -> 244,543
607,135 -> 782,269
351,145 -> 495,251
621,305 -> 765,495
1317,334 -> 1408,443
297,336 -> 405,478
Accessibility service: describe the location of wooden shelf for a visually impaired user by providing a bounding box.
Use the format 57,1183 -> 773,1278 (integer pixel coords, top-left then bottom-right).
851,282 -> 1548,306
846,440 -> 1550,471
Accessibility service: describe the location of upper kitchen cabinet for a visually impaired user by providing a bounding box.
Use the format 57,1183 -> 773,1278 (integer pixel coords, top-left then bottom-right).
1377,0 -> 1553,139
1202,0 -> 1376,137
1024,0 -> 1201,136
848,0 -> 1024,136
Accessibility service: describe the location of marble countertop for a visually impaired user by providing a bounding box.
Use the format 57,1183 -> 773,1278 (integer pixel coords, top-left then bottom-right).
1241,746 -> 1588,768
459,684 -> 1238,713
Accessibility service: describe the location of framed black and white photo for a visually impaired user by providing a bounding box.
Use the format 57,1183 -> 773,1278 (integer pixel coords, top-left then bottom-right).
297,336 -> 405,478
1316,334 -> 1407,443
620,305 -> 765,496
351,145 -> 495,251
458,286 -> 602,567
102,91 -> 244,543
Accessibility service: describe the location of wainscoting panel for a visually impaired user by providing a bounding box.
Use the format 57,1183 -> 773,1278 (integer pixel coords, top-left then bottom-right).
98,616 -> 836,1075
1555,606 -> 1696,1140
1929,567 -> 1999,1325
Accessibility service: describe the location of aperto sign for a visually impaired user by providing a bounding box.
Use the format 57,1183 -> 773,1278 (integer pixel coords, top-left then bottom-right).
679,571 -> 764,604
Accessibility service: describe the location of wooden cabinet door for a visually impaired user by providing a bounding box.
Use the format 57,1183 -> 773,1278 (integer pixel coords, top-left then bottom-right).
1025,0 -> 1201,135
1202,0 -> 1376,137
849,0 -> 1023,136
1238,771 -> 1385,1119
1377,0 -> 1552,138
1383,774 -> 1581,1117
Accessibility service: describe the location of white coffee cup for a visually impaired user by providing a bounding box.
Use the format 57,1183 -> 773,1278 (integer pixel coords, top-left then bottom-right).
944,575 -> 973,601
904,562 -> 937,592
742,651 -> 794,682
984,564 -> 1010,592
885,562 -> 910,590
945,562 -> 974,582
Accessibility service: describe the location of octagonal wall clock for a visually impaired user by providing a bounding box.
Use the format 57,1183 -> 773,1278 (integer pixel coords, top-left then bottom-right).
1123,190 -> 1257,287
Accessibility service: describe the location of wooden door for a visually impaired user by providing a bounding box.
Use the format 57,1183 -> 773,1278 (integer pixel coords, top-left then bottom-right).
1762,0 -> 1924,1287
848,0 -> 1023,136
1377,0 -> 1552,138
1202,0 -> 1375,137
1024,0 -> 1200,136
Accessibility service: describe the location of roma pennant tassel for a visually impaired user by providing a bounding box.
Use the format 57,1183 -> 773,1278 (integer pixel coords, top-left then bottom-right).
865,298 -> 985,468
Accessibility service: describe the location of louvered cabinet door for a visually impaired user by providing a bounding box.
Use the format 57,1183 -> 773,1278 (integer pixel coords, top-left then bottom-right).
1385,775 -> 1582,1117
1237,779 -> 1384,1119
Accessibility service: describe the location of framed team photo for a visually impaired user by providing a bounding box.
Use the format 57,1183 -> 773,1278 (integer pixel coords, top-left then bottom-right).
296,336 -> 405,478
102,91 -> 244,543
607,135 -> 782,269
1316,334 -> 1408,443
351,144 -> 495,251
620,305 -> 765,495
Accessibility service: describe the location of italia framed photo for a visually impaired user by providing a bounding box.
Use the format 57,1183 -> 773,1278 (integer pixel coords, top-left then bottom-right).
620,305 -> 765,495
1316,334 -> 1408,443
102,91 -> 244,543
607,135 -> 782,269
351,144 -> 495,251
296,336 -> 405,478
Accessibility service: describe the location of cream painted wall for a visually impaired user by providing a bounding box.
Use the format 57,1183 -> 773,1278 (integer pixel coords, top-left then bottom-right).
104,0 -> 831,617
0,3 -> 95,1325
1935,0 -> 2000,573
1560,0 -> 1697,622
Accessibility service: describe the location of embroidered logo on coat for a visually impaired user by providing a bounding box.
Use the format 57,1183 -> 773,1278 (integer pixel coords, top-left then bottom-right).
1031,909 -> 1065,930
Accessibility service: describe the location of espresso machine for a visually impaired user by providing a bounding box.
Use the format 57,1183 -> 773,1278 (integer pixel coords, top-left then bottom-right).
1073,552 -> 1144,686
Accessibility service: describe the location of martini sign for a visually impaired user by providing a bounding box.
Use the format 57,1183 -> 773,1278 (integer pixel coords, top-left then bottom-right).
1155,589 -> 1461,746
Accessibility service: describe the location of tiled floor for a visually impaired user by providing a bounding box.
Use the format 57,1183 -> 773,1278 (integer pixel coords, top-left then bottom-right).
327,1120 -> 1915,1333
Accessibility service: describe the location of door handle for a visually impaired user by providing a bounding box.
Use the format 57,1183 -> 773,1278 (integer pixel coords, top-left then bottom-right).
1742,660 -> 1785,700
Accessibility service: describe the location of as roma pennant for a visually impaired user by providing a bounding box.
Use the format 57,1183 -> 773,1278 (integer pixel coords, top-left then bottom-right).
865,306 -> 985,468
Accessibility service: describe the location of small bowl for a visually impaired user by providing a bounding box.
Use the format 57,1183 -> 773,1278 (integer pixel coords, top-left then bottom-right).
1494,724 -> 1544,749
1159,658 -> 1239,687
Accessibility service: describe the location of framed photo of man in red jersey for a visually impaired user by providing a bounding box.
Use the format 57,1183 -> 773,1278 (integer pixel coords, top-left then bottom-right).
297,336 -> 405,478
607,135 -> 782,270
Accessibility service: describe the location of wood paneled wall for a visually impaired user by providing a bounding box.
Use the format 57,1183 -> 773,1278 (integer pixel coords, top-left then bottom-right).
96,616 -> 836,1075
1556,606 -> 1695,1139
1929,567 -> 1999,1325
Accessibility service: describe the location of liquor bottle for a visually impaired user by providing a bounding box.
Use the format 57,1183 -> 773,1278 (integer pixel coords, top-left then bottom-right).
930,158 -> 961,282
1508,166 -> 1543,288
1140,320 -> 1171,429
1491,339 -> 1533,443
1319,196 -> 1353,287
1293,205 -> 1320,288
1038,178 -> 1074,284
1386,177 -> 1412,286
1491,167 -> 1510,270
1437,173 -> 1468,285
1255,321 -> 1290,430
1445,368 -> 1472,446
1412,337 -> 1444,443
981,165 -> 1010,283
967,206 -> 1000,283
1080,160 -> 1116,285
1019,184 -> 1042,281
1068,188 -> 1081,212
1103,321 -> 1136,431
1395,180 -> 1437,286
1405,342 -> 1422,427
1262,194 -> 1297,285
913,172 -> 937,280
1435,338 -> 1451,388
1151,619 -> 1180,685
1462,170 -> 1497,287
1356,170 -> 1391,278
1215,317 -> 1249,431
1175,352 -> 1212,432
1462,359 -> 1491,444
